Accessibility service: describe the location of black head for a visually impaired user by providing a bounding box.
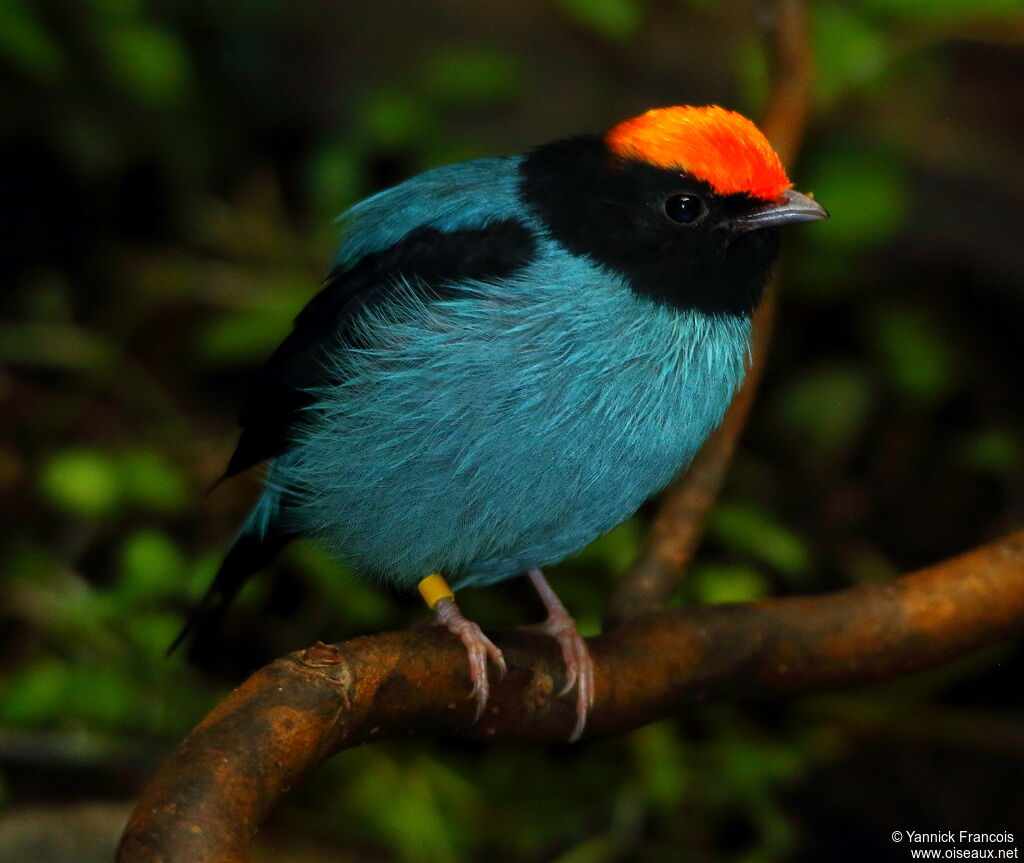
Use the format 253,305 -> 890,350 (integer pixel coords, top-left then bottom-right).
519,132 -> 827,318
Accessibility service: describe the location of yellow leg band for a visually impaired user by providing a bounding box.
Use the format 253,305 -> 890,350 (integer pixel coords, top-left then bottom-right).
418,573 -> 455,610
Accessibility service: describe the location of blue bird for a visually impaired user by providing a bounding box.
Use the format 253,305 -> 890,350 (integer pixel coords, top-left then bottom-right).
173,105 -> 828,741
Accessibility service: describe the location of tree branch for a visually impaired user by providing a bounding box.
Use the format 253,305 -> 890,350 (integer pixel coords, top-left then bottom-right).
608,0 -> 815,621
118,530 -> 1024,862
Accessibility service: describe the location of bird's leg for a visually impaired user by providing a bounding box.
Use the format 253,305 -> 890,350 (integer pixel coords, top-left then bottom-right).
419,574 -> 506,722
524,568 -> 595,742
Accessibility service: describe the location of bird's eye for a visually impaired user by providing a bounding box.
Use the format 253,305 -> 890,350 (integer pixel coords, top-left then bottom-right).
664,194 -> 704,224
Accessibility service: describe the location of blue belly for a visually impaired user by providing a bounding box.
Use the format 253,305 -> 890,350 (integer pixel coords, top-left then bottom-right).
273,247 -> 751,590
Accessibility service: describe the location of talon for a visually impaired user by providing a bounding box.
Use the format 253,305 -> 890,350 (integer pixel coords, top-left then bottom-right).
433,596 -> 505,723
492,646 -> 508,679
559,664 -> 578,698
526,568 -> 595,743
534,611 -> 594,742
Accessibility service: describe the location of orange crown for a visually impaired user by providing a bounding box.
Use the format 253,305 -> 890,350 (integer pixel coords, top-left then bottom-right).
606,105 -> 790,201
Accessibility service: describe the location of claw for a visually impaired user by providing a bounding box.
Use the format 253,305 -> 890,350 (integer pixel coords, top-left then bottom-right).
531,608 -> 594,742
434,597 -> 505,722
526,568 -> 595,743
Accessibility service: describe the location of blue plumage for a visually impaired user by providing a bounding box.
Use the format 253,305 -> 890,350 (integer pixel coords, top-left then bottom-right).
253,156 -> 750,589
295,188 -> 726,583
175,108 -> 828,740
333,157 -> 522,269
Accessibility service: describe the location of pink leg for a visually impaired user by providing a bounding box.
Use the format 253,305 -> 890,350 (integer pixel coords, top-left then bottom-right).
525,568 -> 595,742
434,597 -> 507,722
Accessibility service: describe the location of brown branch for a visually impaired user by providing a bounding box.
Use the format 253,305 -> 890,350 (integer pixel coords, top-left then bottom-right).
608,0 -> 815,622
759,0 -> 816,166
118,530 -> 1024,862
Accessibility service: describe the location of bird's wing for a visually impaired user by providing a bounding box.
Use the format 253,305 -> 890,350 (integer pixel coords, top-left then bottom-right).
221,218 -> 537,479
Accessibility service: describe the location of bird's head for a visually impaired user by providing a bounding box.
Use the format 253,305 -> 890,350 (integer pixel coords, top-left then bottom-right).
520,105 -> 827,317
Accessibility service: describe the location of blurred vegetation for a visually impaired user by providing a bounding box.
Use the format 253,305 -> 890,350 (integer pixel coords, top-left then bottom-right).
2,1 -> 1023,861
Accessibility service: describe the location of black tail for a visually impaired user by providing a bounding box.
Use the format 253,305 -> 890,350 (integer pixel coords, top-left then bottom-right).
168,525 -> 293,658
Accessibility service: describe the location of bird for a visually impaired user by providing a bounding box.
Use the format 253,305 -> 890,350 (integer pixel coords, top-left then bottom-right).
172,105 -> 828,741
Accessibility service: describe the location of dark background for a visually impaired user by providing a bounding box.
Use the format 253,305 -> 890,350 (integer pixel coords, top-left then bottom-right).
2,1 -> 1023,861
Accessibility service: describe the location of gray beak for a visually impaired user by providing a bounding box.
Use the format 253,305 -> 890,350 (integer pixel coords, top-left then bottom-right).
732,188 -> 829,232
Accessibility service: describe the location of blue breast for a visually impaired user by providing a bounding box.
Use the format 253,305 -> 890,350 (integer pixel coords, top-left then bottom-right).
266,158 -> 751,589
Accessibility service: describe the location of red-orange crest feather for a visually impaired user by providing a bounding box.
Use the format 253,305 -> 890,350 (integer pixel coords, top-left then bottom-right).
606,105 -> 791,201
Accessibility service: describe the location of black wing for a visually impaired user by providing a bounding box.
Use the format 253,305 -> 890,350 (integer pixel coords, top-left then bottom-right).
221,219 -> 538,480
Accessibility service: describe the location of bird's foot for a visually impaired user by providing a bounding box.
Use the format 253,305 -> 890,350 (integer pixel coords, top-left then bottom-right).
434,597 -> 507,722
525,609 -> 595,742
525,568 -> 595,743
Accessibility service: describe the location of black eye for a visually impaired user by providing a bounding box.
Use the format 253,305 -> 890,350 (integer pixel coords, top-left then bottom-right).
664,194 -> 704,224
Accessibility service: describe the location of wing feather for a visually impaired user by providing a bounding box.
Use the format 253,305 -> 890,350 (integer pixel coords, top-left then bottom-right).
221,219 -> 537,479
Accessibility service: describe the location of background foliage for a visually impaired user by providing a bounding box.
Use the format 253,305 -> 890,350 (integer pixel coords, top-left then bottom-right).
2,1 -> 1023,861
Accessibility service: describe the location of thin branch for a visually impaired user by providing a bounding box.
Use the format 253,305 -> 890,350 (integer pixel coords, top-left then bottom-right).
608,0 -> 815,622
118,530 -> 1024,862
760,0 -> 816,166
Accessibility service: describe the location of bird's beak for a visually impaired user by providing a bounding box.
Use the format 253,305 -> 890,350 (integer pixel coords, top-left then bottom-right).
731,189 -> 829,232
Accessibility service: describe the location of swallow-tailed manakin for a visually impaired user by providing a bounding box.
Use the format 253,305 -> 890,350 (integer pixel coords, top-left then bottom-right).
173,105 -> 828,741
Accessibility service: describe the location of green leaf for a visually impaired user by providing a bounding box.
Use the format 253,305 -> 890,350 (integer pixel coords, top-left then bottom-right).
290,541 -> 391,628
710,733 -> 805,798
63,665 -> 138,729
51,591 -> 121,648
630,723 -> 689,810
39,448 -> 121,518
198,305 -> 294,364
692,563 -> 770,604
347,753 -> 462,862
801,142 -> 908,249
120,611 -> 183,660
415,754 -> 483,845
308,143 -> 363,219
735,36 -> 770,119
857,0 -> 1022,24
118,450 -> 189,513
559,0 -> 644,40
574,518 -> 642,574
183,550 -> 220,602
868,304 -> 956,404
118,529 -> 189,601
84,0 -> 142,20
774,364 -> 874,459
357,90 -> 438,148
0,660 -> 70,726
707,503 -> 811,578
812,3 -> 890,105
959,427 -> 1022,475
0,0 -> 65,81
103,24 -> 189,105
423,47 -> 523,106
0,322 -> 116,370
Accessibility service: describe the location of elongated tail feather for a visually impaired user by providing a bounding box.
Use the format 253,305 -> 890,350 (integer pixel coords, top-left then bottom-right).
168,493 -> 293,657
